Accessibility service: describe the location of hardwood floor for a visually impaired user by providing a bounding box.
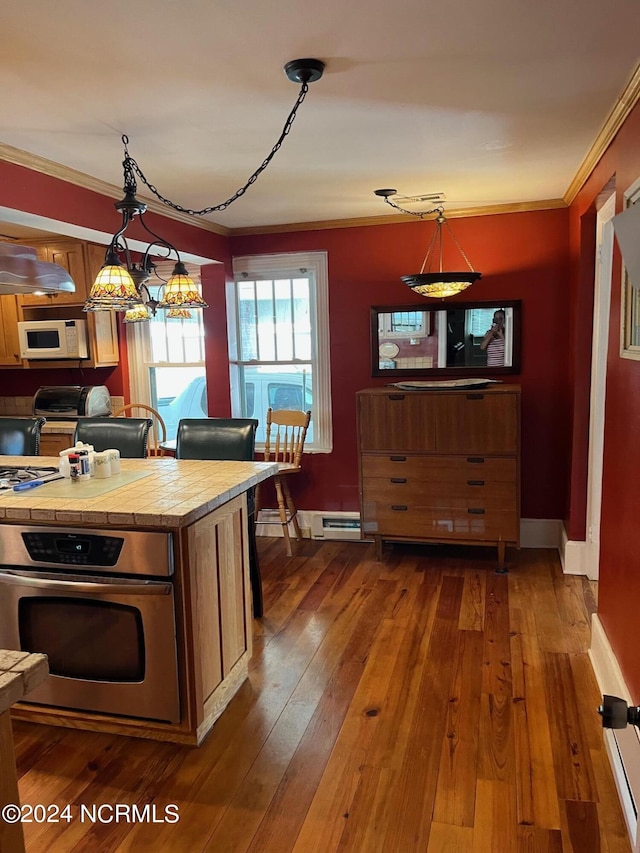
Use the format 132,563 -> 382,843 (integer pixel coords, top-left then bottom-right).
12,539 -> 631,852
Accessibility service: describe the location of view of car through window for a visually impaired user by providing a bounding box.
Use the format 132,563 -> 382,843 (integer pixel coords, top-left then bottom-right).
157,371 -> 313,443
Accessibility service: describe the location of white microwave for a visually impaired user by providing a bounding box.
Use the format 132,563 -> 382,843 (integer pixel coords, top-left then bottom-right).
17,319 -> 89,360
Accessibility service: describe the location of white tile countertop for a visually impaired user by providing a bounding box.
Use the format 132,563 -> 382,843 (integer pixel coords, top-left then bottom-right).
0,455 -> 277,528
0,650 -> 49,714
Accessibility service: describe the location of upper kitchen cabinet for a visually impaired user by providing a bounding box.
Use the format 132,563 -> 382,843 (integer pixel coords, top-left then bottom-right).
0,295 -> 22,366
19,240 -> 90,307
84,242 -> 120,366
14,238 -> 120,368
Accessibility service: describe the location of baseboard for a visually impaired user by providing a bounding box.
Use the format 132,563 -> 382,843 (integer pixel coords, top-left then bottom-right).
560,523 -> 589,575
256,511 -> 564,549
256,509 -> 311,539
590,615 -> 639,847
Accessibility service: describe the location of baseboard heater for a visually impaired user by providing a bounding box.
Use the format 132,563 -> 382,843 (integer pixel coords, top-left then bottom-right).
309,512 -> 365,541
256,510 -> 367,541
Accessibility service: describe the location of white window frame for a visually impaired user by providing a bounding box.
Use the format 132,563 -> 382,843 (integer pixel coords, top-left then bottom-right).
620,177 -> 640,360
228,251 -> 332,453
126,299 -> 207,427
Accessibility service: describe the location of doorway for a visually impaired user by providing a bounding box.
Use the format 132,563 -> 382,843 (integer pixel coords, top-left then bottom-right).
585,191 -> 616,580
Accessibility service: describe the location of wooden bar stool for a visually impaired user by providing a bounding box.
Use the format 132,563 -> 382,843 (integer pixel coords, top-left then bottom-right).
256,408 -> 311,557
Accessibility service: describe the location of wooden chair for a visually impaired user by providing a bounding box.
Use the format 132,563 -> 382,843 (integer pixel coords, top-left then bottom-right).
113,404 -> 167,457
257,408 -> 311,556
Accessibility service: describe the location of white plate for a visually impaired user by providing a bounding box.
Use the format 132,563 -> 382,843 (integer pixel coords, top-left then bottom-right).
379,342 -> 399,358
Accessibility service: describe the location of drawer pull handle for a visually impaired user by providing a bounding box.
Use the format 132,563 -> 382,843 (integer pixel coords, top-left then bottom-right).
468,508 -> 485,515
467,457 -> 485,463
390,478 -> 407,484
388,394 -> 405,400
391,505 -> 408,511
466,393 -> 484,400
467,480 -> 485,486
389,456 -> 407,462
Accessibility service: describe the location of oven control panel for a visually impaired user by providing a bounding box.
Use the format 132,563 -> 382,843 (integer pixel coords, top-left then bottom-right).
22,532 -> 124,567
0,525 -> 174,577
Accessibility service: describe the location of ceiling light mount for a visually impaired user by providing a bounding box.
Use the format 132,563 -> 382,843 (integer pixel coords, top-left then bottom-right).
284,58 -> 325,84
374,188 -> 482,299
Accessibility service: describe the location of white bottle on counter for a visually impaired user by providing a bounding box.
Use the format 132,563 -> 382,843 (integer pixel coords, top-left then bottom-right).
105,448 -> 121,474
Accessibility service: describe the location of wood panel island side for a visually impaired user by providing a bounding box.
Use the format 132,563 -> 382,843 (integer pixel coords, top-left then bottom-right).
0,455 -> 277,746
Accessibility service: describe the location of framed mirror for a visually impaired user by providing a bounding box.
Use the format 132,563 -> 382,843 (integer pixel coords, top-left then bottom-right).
371,299 -> 521,377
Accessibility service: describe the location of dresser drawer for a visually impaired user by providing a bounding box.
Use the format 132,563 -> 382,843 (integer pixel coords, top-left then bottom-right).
362,477 -> 517,508
361,454 -> 517,483
362,504 -> 519,542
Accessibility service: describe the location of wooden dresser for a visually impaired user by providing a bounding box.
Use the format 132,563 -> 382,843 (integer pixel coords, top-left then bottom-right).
356,385 -> 521,568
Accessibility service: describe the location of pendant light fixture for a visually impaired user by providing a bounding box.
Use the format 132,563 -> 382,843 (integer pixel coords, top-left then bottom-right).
374,189 -> 482,298
84,59 -> 325,314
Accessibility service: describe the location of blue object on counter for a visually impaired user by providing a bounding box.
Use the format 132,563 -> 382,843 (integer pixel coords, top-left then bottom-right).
13,479 -> 45,491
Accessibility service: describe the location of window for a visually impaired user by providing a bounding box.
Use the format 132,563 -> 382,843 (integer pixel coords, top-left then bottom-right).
620,178 -> 640,360
229,252 -> 331,451
126,264 -> 207,441
379,309 -> 429,338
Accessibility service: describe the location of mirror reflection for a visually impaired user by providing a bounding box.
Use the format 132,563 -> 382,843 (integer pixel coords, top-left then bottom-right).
371,300 -> 521,377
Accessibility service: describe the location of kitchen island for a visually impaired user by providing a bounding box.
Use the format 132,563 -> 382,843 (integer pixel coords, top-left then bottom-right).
0,455 -> 277,745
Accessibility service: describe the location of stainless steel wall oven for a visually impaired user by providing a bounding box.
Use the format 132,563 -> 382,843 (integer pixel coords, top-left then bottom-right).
0,525 -> 180,724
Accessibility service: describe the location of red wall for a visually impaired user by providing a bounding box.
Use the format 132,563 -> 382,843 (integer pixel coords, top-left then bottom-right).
569,101 -> 640,698
0,159 -> 576,525
229,208 -> 573,517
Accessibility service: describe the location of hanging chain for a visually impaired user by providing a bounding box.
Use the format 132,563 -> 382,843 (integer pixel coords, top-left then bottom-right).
379,193 -> 476,273
121,80 -> 311,217
379,194 -> 444,219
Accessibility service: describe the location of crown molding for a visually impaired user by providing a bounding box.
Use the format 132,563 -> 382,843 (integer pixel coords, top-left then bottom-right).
564,62 -> 640,205
229,198 -> 568,236
0,142 -> 230,238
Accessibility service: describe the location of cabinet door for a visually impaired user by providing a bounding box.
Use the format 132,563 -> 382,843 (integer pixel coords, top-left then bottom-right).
83,242 -> 119,366
0,295 -> 23,366
39,433 -> 74,457
435,392 -> 519,454
358,393 -> 437,451
20,242 -> 88,307
87,311 -> 120,367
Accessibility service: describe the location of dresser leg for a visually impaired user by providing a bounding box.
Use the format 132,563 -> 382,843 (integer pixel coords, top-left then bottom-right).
496,540 -> 507,573
374,535 -> 383,561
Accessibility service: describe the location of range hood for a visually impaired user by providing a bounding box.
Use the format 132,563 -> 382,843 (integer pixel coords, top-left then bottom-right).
0,243 -> 76,295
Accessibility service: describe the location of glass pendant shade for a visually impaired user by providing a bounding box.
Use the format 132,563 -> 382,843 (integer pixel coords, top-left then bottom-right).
157,262 -> 208,308
403,214 -> 481,299
122,303 -> 151,324
84,252 -> 139,311
166,307 -> 193,319
402,271 -> 482,299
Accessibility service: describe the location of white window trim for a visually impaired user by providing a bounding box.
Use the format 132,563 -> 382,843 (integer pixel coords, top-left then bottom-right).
620,176 -> 640,360
126,318 -> 206,412
229,251 -> 332,453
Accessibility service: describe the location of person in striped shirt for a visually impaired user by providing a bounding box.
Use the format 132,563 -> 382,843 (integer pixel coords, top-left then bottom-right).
480,309 -> 506,366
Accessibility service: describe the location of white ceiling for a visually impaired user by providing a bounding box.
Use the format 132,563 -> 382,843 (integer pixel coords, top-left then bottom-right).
1,0 -> 639,232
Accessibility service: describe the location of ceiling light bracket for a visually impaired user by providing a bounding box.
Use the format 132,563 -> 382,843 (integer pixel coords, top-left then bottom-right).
284,58 -> 325,84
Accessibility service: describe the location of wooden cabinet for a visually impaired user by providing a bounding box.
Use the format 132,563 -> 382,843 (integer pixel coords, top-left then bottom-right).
20,240 -> 89,306
12,238 -> 120,368
0,295 -> 23,367
39,432 -> 75,457
186,493 -> 252,741
356,385 -> 521,568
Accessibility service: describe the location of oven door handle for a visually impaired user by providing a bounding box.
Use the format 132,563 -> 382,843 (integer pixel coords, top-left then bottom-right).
0,570 -> 171,596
